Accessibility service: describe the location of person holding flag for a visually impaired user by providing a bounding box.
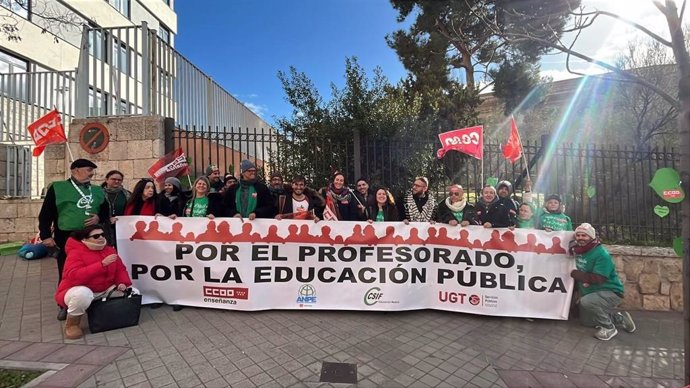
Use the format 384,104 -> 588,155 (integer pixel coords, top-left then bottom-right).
275,175 -> 323,221
318,172 -> 359,221
38,158 -> 109,321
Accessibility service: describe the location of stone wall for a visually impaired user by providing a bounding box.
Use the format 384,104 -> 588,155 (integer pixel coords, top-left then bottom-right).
44,116 -> 170,191
610,245 -> 682,312
0,198 -> 42,242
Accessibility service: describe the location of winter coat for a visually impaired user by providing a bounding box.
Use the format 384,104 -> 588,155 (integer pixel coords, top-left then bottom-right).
317,187 -> 360,221
222,181 -> 274,218
435,200 -> 477,224
367,204 -> 399,222
276,186 -> 325,215
475,197 -> 517,227
54,238 -> 132,308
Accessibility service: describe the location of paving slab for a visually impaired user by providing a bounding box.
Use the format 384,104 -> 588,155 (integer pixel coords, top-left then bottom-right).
0,254 -> 685,387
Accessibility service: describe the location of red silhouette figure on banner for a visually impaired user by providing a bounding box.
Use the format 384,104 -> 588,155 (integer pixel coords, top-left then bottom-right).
196,221 -> 220,242
406,228 -> 424,245
482,230 -> 503,250
297,224 -> 323,243
362,225 -> 378,245
500,231 -> 519,252
314,225 -> 337,245
378,226 -> 404,245
130,221 -> 147,240
435,228 -> 458,246
344,224 -> 366,245
547,237 -> 566,254
216,221 -> 235,243
167,222 -> 186,242
457,229 -> 471,247
264,225 -> 285,244
234,223 -> 260,242
519,233 -> 537,251
145,220 -> 169,241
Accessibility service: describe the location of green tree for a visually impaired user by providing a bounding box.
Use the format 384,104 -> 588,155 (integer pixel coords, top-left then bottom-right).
387,0 -> 580,111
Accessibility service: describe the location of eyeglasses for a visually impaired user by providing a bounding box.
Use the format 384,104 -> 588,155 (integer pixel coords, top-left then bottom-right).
450,192 -> 462,196
108,177 -> 123,181
413,183 -> 426,188
88,233 -> 105,239
245,169 -> 257,173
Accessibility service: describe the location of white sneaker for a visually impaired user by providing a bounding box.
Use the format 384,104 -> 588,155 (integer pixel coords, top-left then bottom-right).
616,311 -> 636,333
594,326 -> 618,341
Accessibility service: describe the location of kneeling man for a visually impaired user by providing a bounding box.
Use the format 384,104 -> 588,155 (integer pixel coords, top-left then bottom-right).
570,223 -> 635,340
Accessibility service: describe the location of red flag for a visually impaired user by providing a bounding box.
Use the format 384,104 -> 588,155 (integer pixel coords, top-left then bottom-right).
502,117 -> 523,163
148,148 -> 190,182
436,126 -> 483,160
27,109 -> 67,156
323,196 -> 338,221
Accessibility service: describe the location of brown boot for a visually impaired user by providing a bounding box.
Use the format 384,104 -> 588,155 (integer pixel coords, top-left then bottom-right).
64,314 -> 84,339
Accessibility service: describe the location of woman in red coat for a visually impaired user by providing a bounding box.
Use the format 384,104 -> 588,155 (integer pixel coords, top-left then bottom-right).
55,225 -> 133,339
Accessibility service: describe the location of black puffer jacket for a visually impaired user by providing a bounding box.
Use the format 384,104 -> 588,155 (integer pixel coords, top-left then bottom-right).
435,200 -> 477,224
474,197 -> 517,227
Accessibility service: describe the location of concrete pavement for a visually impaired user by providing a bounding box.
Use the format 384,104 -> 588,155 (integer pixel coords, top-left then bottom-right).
0,255 -> 684,387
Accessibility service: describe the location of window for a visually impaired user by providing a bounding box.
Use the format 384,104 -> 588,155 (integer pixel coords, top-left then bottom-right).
0,50 -> 28,100
89,89 -> 106,116
88,29 -> 106,61
108,0 -> 129,18
112,42 -> 129,75
0,0 -> 29,19
158,25 -> 170,45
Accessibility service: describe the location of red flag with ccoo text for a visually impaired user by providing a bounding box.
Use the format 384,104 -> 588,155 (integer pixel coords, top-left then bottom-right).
148,148 -> 190,182
436,126 -> 483,160
27,109 -> 67,157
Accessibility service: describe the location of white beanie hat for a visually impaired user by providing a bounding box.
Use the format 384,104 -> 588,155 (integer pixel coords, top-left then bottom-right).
575,223 -> 596,239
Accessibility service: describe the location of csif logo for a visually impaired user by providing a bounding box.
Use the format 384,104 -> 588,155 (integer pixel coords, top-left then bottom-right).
363,287 -> 383,306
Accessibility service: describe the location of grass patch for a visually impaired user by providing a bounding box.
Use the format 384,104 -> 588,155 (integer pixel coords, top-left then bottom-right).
0,368 -> 43,388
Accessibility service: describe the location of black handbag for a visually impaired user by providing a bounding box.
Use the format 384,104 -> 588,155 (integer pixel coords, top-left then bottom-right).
87,288 -> 142,333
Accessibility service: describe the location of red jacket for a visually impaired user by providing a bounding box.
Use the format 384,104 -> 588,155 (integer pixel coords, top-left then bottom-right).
54,238 -> 132,308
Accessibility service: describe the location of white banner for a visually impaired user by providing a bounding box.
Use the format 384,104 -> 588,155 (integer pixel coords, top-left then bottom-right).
116,217 -> 576,320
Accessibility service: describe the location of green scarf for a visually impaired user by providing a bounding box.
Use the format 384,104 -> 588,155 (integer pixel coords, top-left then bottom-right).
235,182 -> 257,217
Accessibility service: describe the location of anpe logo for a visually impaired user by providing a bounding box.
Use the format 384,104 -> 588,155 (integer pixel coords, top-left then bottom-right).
296,284 -> 317,306
364,287 -> 383,306
202,286 -> 249,300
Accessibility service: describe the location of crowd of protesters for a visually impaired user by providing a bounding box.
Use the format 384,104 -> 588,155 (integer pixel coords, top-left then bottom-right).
37,158 -> 635,341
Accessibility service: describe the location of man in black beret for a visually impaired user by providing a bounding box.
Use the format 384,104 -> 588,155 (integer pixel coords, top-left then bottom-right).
38,158 -> 109,320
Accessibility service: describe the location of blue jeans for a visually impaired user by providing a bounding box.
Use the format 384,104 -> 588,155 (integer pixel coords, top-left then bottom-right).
579,290 -> 622,328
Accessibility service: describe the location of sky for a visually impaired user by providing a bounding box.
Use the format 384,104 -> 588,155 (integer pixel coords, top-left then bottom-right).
174,0 -> 684,127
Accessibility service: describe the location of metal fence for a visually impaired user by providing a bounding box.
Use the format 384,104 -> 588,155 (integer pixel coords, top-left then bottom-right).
0,70 -> 76,197
174,126 -> 680,245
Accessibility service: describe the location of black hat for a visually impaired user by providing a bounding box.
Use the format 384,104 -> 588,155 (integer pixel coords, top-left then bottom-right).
546,194 -> 562,203
70,159 -> 97,169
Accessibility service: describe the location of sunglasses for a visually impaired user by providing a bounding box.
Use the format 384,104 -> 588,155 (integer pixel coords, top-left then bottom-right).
88,233 -> 105,239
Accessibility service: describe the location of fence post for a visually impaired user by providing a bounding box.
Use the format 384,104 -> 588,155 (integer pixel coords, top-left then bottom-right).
75,25 -> 90,118
141,21 -> 151,115
353,129 -> 361,180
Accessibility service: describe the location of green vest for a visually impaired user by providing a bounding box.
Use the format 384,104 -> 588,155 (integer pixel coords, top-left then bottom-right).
53,180 -> 106,231
540,212 -> 573,231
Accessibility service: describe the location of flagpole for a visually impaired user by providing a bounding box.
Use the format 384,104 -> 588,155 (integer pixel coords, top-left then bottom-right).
65,143 -> 75,163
